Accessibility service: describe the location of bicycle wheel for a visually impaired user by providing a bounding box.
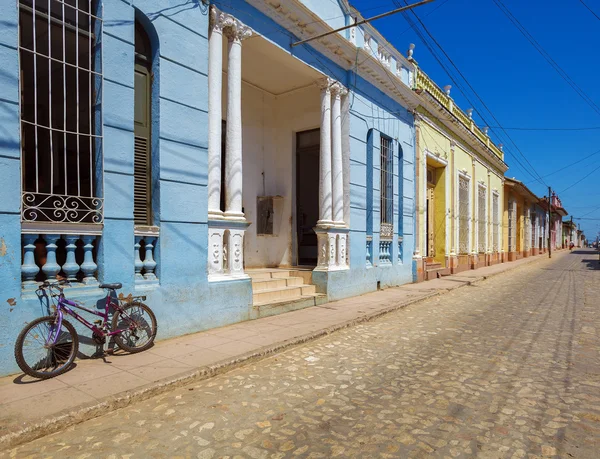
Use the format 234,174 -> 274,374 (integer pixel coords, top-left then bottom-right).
14,316 -> 79,379
112,302 -> 157,353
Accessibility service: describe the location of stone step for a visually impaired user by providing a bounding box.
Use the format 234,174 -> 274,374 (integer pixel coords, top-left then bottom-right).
247,270 -> 295,281
251,294 -> 328,320
425,266 -> 451,280
426,262 -> 442,270
252,277 -> 304,291
252,285 -> 317,305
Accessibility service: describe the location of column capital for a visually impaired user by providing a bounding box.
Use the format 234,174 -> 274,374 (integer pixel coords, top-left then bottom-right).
331,82 -> 348,98
222,15 -> 254,42
316,77 -> 335,92
209,6 -> 226,33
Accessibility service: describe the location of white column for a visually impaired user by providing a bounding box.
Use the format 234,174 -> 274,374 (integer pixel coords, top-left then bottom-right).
224,21 -> 252,221
331,83 -> 346,226
317,78 -> 333,227
208,7 -> 224,218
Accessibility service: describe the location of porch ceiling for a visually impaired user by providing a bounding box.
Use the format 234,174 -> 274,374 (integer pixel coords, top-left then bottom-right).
223,35 -> 324,96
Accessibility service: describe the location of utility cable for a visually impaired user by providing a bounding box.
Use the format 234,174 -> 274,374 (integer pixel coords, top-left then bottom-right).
492,0 -> 600,117
394,0 -> 548,186
525,148 -> 600,184
557,162 -> 600,194
579,0 -> 600,21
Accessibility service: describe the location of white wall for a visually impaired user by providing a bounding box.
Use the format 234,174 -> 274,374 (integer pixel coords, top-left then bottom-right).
222,80 -> 321,268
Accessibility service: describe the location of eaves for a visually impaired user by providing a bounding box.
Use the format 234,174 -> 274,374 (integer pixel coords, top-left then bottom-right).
246,0 -> 421,111
416,90 -> 508,174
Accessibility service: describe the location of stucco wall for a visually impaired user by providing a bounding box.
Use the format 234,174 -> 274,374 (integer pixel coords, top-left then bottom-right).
0,0 -> 254,377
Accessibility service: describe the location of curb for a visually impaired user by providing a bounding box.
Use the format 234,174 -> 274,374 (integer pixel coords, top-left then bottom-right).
0,251 -> 564,451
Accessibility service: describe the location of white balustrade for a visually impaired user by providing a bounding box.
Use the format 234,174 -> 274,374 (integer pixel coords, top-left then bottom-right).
366,237 -> 372,267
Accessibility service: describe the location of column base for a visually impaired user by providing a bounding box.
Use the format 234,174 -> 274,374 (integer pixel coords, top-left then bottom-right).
314,226 -> 349,271
208,209 -> 225,219
413,255 -> 425,282
223,211 -> 246,222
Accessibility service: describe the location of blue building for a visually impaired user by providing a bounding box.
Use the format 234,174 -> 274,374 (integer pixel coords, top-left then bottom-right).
0,0 -> 417,376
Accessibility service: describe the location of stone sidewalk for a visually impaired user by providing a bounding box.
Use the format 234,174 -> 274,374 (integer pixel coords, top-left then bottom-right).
0,251 -> 566,450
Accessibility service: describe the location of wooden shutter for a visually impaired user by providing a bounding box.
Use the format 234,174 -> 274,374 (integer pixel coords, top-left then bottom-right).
134,62 -> 151,225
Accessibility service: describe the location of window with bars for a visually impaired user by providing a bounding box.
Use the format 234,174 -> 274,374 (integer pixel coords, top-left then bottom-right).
19,0 -> 103,224
380,135 -> 393,238
492,193 -> 499,252
458,175 -> 469,254
134,20 -> 152,226
508,200 -> 516,252
531,212 -> 536,249
478,185 -> 486,253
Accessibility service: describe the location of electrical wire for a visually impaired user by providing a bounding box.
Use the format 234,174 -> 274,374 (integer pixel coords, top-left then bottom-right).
393,0 -> 548,187
525,148 -> 600,184
490,125 -> 600,131
579,0 -> 600,21
557,162 -> 600,194
492,0 -> 600,117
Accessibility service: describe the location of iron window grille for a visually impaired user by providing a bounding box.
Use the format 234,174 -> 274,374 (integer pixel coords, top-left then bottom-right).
458,175 -> 469,254
380,135 -> 393,238
492,193 -> 499,252
478,185 -> 486,253
19,0 -> 103,224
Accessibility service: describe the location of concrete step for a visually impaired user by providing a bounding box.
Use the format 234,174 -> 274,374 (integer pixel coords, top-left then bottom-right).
248,270 -> 294,281
252,277 -> 304,291
252,285 -> 317,305
425,267 -> 451,280
425,262 -> 442,270
251,294 -> 328,320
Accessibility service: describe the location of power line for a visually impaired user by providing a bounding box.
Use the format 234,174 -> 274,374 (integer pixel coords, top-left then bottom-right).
525,148 -> 600,184
394,0 -> 548,186
579,0 -> 600,21
492,0 -> 600,117
558,162 -> 600,194
490,125 -> 600,131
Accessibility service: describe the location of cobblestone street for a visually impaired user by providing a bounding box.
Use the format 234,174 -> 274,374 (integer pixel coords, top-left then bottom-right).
3,250 -> 600,459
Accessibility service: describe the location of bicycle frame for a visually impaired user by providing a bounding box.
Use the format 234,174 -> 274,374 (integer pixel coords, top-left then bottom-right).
48,291 -> 129,346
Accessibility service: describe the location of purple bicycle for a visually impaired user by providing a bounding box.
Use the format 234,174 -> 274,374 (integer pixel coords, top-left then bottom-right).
14,279 -> 157,379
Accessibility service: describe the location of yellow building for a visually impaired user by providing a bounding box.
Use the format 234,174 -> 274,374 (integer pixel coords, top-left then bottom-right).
413,71 -> 508,281
503,178 -> 539,261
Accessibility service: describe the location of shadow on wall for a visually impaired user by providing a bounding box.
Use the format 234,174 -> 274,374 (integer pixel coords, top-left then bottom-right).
103,0 -> 205,27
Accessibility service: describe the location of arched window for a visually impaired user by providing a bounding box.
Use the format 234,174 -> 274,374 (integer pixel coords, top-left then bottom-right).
134,20 -> 153,225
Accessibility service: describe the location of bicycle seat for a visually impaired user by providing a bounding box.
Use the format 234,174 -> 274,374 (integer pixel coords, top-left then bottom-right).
99,282 -> 122,290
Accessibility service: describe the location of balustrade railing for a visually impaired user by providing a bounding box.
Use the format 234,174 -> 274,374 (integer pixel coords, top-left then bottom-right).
366,236 -> 373,267
397,237 -> 403,263
379,240 -> 392,265
21,232 -> 99,289
134,227 -> 159,286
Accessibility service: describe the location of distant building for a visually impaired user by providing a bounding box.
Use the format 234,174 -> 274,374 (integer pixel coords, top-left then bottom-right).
412,73 -> 507,280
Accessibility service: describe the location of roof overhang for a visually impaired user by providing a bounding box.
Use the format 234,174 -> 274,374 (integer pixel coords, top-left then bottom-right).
246,0 -> 421,110
504,177 -> 539,203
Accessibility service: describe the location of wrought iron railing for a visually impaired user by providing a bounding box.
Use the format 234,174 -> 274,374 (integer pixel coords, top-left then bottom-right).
22,192 -> 104,224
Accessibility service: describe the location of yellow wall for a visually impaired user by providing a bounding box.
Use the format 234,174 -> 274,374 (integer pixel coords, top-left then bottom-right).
417,108 -> 506,263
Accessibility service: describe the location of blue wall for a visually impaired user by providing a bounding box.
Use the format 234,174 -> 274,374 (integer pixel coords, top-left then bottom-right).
0,0 -> 415,376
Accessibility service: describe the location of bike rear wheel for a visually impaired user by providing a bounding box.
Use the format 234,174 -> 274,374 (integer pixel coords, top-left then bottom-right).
112,302 -> 157,353
14,316 -> 79,379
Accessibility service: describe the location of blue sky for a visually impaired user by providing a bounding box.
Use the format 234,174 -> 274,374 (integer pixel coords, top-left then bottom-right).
350,0 -> 600,240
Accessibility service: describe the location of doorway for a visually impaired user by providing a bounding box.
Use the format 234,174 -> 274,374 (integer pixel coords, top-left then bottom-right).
295,129 -> 320,266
